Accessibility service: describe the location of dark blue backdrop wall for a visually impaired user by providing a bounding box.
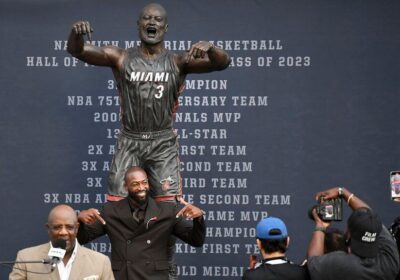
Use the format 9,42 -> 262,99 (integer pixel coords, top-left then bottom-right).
1,0 -> 400,279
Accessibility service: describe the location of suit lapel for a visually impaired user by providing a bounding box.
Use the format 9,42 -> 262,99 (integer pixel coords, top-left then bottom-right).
38,243 -> 60,280
130,198 -> 161,238
143,197 -> 162,227
115,199 -> 140,236
115,198 -> 161,239
68,244 -> 84,280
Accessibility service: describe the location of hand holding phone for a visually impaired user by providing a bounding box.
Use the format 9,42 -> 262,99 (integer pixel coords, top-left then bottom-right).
390,171 -> 400,200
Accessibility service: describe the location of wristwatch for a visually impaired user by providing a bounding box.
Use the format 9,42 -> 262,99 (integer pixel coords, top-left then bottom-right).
338,187 -> 343,197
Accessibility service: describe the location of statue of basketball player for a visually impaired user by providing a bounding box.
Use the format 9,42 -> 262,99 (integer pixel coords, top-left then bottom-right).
67,3 -> 230,203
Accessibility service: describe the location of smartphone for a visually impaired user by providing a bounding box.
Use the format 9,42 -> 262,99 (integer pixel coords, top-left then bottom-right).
390,171 -> 400,200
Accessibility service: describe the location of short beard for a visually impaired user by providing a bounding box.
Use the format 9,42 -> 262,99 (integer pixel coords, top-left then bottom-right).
128,190 -> 149,205
66,242 -> 76,256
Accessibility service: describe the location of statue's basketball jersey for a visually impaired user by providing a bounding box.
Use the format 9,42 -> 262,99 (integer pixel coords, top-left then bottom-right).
115,48 -> 183,133
107,48 -> 184,200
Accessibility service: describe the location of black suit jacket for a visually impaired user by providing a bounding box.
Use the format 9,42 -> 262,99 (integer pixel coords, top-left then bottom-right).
77,197 -> 205,280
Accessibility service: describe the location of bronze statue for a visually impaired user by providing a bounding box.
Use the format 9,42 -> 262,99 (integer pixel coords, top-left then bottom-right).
67,3 -> 230,202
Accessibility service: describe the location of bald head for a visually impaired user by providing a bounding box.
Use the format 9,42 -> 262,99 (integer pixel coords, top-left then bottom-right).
47,204 -> 79,255
137,3 -> 168,46
124,166 -> 147,182
140,3 -> 167,21
48,204 -> 77,224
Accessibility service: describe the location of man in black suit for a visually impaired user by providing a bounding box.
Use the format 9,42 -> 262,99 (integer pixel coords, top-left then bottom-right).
77,166 -> 205,280
242,217 -> 309,280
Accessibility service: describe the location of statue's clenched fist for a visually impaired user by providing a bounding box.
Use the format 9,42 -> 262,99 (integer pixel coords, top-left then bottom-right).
72,21 -> 93,40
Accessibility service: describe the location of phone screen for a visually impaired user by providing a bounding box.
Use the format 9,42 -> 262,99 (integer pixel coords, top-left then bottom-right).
390,171 -> 400,200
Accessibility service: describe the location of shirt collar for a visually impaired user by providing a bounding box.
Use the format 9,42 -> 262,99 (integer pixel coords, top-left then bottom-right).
263,256 -> 289,265
128,196 -> 148,211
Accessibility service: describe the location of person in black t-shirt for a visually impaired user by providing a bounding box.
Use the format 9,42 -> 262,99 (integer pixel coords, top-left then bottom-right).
242,216 -> 310,280
307,187 -> 400,280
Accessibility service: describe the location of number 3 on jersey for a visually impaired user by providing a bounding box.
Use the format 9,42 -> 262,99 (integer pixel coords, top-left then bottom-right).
155,85 -> 164,99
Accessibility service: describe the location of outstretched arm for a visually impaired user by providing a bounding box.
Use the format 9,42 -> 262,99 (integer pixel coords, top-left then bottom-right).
315,187 -> 369,211
76,208 -> 107,244
173,198 -> 206,247
307,208 -> 331,258
177,41 -> 230,74
307,187 -> 369,258
67,20 -> 124,67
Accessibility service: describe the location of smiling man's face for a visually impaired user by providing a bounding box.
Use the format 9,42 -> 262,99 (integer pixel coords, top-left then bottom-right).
124,167 -> 150,205
137,4 -> 168,45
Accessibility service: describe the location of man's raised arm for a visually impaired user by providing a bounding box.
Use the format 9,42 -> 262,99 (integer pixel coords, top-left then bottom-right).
178,41 -> 231,74
67,20 -> 124,67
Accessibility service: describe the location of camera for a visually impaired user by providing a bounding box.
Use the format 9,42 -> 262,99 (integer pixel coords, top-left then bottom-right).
308,197 -> 343,221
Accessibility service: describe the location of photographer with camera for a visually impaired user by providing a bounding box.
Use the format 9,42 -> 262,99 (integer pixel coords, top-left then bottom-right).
307,187 -> 399,280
